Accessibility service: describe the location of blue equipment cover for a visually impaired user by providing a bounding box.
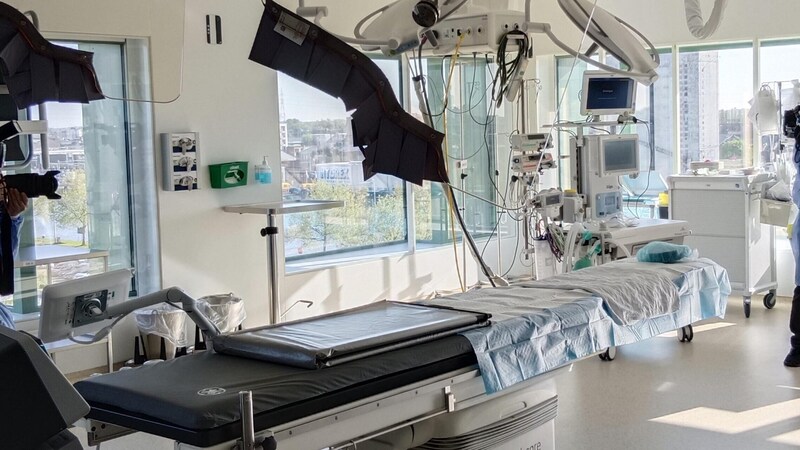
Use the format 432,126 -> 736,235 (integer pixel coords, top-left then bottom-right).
426,258 -> 730,393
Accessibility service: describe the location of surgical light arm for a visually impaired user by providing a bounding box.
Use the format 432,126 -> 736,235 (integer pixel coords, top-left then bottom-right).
523,0 -> 660,86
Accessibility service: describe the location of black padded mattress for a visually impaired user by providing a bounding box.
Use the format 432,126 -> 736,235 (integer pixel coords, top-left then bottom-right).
75,335 -> 476,447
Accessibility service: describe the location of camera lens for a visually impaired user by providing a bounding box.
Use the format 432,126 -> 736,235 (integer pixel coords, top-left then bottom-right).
4,171 -> 61,200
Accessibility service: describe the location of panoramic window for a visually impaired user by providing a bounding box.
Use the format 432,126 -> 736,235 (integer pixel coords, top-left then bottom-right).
278,59 -> 408,261
409,56 -> 505,248
1,40 -> 158,315
678,44 -> 754,172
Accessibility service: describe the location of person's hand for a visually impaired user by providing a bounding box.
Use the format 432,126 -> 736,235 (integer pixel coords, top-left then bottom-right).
6,189 -> 28,219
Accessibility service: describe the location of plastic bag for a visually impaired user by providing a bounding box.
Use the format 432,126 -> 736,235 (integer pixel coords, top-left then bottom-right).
767,180 -> 792,202
197,293 -> 247,333
134,305 -> 188,347
636,241 -> 694,264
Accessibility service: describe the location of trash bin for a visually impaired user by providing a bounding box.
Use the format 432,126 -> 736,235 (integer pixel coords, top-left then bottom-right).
134,305 -> 188,360
197,293 -> 247,333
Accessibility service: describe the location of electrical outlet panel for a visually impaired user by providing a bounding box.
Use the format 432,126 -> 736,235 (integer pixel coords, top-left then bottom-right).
425,10 -> 527,55
161,132 -> 200,191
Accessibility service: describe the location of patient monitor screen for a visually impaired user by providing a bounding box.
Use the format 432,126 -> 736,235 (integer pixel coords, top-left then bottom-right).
581,74 -> 636,115
602,137 -> 639,175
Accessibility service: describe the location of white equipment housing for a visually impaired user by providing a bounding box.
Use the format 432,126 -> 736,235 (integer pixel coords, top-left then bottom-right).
511,133 -> 551,152
425,10 -> 527,55
571,134 -> 640,220
512,153 -> 555,173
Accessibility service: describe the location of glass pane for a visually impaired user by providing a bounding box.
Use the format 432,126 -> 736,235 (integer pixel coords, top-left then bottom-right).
678,46 -> 754,173
554,56 -> 590,187
411,56 -> 501,248
605,53 -> 675,218
279,59 -> 408,260
10,41 -> 133,313
758,42 -> 800,166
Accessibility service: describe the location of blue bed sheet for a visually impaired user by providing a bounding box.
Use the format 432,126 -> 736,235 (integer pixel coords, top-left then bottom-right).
425,258 -> 730,393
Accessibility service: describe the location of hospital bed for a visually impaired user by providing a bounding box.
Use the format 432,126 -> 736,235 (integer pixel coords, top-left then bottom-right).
73,258 -> 730,450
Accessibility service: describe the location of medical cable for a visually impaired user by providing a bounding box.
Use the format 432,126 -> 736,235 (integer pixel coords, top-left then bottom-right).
415,37 -> 503,287
447,184 -> 528,211
540,0 -> 598,153
442,35 -> 467,292
492,30 -> 530,109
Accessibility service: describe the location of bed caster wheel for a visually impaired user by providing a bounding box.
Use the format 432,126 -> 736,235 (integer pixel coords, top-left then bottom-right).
678,325 -> 694,343
744,298 -> 751,318
763,291 -> 777,309
599,347 -> 616,361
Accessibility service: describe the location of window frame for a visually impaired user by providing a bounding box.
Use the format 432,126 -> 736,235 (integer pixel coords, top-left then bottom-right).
279,55 -> 411,264
279,53 -> 506,270
2,35 -> 160,316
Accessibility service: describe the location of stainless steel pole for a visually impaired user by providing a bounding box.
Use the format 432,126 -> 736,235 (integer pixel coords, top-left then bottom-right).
239,391 -> 256,450
261,211 -> 281,324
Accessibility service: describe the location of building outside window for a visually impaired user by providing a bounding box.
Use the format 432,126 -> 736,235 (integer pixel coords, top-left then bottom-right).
278,59 -> 408,261
278,55 -> 509,266
678,44 -> 754,173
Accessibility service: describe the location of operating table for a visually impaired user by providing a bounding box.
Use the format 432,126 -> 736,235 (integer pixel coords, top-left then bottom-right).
74,258 -> 730,450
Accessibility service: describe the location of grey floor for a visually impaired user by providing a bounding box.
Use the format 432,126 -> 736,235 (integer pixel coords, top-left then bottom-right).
73,296 -> 800,450
556,295 -> 800,450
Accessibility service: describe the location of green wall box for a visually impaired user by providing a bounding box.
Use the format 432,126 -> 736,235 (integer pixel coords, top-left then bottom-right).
209,161 -> 248,189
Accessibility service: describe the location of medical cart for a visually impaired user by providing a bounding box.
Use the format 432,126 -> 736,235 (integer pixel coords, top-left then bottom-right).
668,173 -> 778,317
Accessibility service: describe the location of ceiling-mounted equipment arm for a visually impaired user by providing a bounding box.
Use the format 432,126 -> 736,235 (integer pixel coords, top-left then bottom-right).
684,0 -> 727,39
525,0 -> 660,86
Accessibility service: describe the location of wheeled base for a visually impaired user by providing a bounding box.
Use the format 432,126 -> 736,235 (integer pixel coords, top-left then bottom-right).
742,289 -> 777,318
598,325 -> 695,362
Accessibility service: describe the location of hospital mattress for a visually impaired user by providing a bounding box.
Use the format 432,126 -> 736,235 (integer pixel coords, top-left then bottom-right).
75,335 -> 476,447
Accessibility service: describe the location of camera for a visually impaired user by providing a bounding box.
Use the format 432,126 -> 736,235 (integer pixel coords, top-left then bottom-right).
4,170 -> 61,199
412,0 -> 439,28
783,106 -> 800,139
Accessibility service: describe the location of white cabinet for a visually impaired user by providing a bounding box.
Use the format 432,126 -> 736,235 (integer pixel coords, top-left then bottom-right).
668,174 -> 777,317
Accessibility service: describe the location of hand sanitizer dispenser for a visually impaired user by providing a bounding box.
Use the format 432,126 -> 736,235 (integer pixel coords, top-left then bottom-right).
255,156 -> 272,184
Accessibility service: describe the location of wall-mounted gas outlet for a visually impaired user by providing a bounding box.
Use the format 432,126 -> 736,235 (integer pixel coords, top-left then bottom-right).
161,132 -> 200,191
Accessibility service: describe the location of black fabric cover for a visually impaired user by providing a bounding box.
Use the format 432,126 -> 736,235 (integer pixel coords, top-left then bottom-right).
0,2 -> 104,108
212,301 -> 490,368
250,1 -> 449,185
0,327 -> 90,450
75,335 -> 476,447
